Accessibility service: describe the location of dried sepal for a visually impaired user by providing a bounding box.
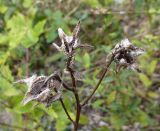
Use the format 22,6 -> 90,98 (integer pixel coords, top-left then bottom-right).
53,21 -> 90,56
71,21 -> 80,47
109,38 -> 145,73
15,73 -> 62,107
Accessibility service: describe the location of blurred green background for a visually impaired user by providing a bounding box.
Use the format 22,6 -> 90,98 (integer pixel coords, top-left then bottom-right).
0,0 -> 160,130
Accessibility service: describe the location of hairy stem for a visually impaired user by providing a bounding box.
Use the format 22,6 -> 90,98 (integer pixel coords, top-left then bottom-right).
81,55 -> 114,106
67,54 -> 81,131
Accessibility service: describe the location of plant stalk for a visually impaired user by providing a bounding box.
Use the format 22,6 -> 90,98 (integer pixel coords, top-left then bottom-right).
81,55 -> 114,106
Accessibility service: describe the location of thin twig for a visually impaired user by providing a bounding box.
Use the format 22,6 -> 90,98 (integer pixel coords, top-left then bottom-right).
53,86 -> 74,124
81,55 -> 115,106
59,98 -> 74,123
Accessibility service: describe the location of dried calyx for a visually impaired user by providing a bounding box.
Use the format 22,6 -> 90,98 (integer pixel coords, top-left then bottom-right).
109,38 -> 145,73
53,21 -> 92,55
14,72 -> 62,107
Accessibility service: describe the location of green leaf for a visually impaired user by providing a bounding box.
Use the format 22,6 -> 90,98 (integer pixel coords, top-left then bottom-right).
148,91 -> 159,99
23,0 -> 33,8
0,5 -> 7,13
0,52 -> 9,65
136,110 -> 150,126
22,20 -> 46,48
79,114 -> 89,125
147,60 -> 157,75
139,74 -> 152,88
83,53 -> 90,68
0,76 -> 19,96
83,0 -> 101,8
46,53 -> 63,63
93,99 -> 104,109
0,34 -> 8,44
46,27 -> 57,43
110,114 -> 126,130
14,102 -> 34,114
107,91 -> 116,104
40,105 -> 58,119
0,65 -> 14,82
33,20 -> 46,36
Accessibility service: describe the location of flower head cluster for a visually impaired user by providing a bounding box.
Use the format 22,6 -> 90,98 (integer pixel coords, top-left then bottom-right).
110,38 -> 145,73
15,73 -> 62,107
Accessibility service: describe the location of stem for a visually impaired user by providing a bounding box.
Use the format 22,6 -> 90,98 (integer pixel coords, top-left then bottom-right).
69,70 -> 81,131
54,87 -> 74,124
59,98 -> 74,123
81,55 -> 114,106
67,54 -> 81,131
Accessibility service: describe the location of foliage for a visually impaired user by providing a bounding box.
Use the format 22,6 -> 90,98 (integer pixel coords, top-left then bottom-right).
0,0 -> 160,130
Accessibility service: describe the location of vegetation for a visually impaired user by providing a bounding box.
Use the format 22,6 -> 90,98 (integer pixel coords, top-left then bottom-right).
0,0 -> 160,131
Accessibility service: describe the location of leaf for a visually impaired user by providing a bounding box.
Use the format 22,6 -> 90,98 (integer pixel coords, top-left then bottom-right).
33,20 -> 46,36
148,91 -> 159,99
0,34 -> 8,44
139,74 -> 152,88
46,53 -> 63,63
79,114 -> 89,125
0,65 -> 14,82
40,105 -> 58,119
0,76 -> 19,96
147,60 -> 157,75
22,20 -> 46,48
83,0 -> 101,8
46,27 -> 57,43
110,114 -> 126,130
83,52 -> 90,68
136,110 -> 150,126
104,76 -> 114,83
0,4 -> 7,13
23,0 -> 33,8
107,91 -> 116,104
93,99 -> 104,109
14,102 -> 34,114
0,52 -> 9,65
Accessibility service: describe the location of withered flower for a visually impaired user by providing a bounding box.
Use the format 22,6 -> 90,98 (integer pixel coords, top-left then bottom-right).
14,73 -> 62,107
53,21 -> 80,55
108,38 -> 145,73
53,21 -> 92,55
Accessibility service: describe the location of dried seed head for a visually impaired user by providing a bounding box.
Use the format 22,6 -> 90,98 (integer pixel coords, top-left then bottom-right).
53,21 -> 89,56
15,73 -> 62,107
53,23 -> 78,55
108,38 -> 145,73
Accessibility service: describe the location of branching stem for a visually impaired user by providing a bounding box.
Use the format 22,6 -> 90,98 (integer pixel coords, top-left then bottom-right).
81,55 -> 115,106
